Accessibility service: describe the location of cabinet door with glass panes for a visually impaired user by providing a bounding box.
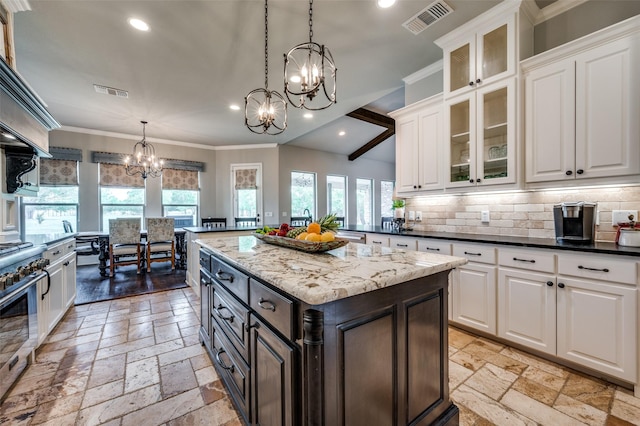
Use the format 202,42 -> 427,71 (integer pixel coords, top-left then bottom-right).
443,14 -> 515,99
445,79 -> 515,188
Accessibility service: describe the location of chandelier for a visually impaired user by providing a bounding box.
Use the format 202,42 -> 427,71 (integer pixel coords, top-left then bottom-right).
283,0 -> 337,111
124,120 -> 164,179
245,0 -> 287,135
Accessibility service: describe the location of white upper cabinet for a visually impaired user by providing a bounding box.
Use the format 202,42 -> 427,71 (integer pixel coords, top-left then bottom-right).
390,94 -> 443,194
523,16 -> 640,183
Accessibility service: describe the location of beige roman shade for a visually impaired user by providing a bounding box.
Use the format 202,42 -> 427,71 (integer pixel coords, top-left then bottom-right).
162,168 -> 199,190
40,159 -> 78,186
235,168 -> 257,190
99,163 -> 144,188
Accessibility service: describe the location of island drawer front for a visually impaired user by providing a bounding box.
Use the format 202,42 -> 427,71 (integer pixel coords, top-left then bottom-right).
213,282 -> 250,362
211,256 -> 249,304
453,243 -> 496,264
199,249 -> 211,272
498,248 -> 556,273
557,252 -> 637,285
417,239 -> 452,255
250,280 -> 295,340
213,326 -> 250,417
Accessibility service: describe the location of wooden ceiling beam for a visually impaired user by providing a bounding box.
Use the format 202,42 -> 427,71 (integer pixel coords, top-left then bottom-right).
348,128 -> 395,161
346,108 -> 395,129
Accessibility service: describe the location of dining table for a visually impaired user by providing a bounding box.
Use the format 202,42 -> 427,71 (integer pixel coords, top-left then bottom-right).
95,228 -> 187,277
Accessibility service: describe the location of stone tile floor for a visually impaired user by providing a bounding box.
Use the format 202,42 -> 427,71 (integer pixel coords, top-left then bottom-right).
0,287 -> 638,425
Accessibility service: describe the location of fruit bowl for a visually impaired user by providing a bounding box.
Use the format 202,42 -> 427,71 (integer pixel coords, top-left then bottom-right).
252,233 -> 349,253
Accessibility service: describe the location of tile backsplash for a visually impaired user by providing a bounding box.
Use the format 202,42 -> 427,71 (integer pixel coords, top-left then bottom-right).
404,185 -> 640,242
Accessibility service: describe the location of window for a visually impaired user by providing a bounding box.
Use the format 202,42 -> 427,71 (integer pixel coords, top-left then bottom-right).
23,187 -> 79,238
232,164 -> 263,224
291,171 -> 316,218
162,168 -> 199,227
356,178 -> 373,226
22,155 -> 80,239
99,163 -> 145,232
327,175 -> 346,221
380,180 -> 395,219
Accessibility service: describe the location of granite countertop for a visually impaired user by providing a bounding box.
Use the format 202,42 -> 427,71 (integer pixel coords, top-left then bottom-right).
184,225 -> 279,233
337,225 -> 640,257
27,233 -> 77,247
197,235 -> 467,305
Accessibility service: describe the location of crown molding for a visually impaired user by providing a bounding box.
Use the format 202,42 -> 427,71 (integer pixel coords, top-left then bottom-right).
403,60 -> 443,85
533,0 -> 588,25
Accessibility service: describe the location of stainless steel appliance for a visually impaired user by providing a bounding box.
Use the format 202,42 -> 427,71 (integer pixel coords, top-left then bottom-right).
553,202 -> 597,243
0,242 -> 48,401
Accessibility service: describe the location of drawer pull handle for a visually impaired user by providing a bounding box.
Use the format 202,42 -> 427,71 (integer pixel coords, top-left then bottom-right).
513,257 -> 535,263
52,250 -> 61,256
578,265 -> 609,273
63,261 -> 70,266
215,270 -> 234,283
397,244 -> 408,248
464,251 -> 481,256
200,278 -> 211,286
425,247 -> 440,251
558,282 -> 565,288
67,244 -> 74,249
214,304 -> 234,323
258,298 -> 276,312
546,281 -> 554,287
215,348 -> 235,373
245,322 -> 260,332
372,241 -> 382,244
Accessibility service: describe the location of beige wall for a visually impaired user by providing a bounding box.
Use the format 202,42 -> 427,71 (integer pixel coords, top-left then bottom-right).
405,185 -> 640,242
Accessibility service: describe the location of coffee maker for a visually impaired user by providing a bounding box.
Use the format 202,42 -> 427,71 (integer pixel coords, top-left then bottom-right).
553,202 -> 597,243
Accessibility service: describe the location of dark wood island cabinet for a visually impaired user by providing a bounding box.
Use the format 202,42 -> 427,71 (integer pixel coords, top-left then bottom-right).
197,236 -> 466,425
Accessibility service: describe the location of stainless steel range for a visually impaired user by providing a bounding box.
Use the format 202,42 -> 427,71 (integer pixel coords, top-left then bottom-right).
0,242 -> 48,402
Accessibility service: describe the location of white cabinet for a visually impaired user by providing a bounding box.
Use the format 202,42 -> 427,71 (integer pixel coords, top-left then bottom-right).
445,79 -> 516,188
390,94 -> 443,194
365,233 -> 389,247
437,10 -> 519,99
389,235 -> 417,251
523,20 -> 640,183
451,243 -> 497,334
556,252 -> 637,382
498,247 -> 557,355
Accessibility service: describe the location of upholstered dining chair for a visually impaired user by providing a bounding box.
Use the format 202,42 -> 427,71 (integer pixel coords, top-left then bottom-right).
62,220 -> 73,233
235,217 -> 257,227
109,218 -> 142,277
289,216 -> 309,227
202,217 -> 226,228
145,217 -> 175,272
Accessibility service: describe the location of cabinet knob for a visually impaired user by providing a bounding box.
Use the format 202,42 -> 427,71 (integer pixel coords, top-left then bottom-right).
413,185 -> 417,189
476,178 -> 481,183
469,81 -> 475,86
565,170 -> 573,176
546,281 -> 554,287
558,282 -> 565,288
476,78 -> 481,84
576,169 -> 584,175
469,179 -> 474,183
418,185 -> 421,188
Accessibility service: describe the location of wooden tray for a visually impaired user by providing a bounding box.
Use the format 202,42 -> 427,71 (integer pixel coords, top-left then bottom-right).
253,233 -> 349,253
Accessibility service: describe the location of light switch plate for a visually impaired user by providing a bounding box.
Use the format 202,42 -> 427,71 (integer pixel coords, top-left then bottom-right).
265,212 -> 273,217
481,211 -> 490,223
415,211 -> 422,221
612,210 -> 637,225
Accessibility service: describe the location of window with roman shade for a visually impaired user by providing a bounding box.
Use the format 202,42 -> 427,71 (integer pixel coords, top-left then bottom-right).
162,168 -> 199,190
235,168 -> 257,190
99,163 -> 145,188
39,147 -> 82,186
162,169 -> 199,227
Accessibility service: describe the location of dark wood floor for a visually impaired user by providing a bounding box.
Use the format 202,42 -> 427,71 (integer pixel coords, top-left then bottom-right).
75,262 -> 188,305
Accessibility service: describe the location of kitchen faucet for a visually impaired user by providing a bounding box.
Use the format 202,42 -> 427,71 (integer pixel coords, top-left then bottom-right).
303,208 -> 312,225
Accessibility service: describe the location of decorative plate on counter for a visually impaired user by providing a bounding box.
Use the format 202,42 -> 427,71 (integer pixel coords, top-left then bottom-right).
252,233 -> 349,253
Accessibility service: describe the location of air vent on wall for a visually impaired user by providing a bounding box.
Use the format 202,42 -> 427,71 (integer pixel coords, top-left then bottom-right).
402,0 -> 453,35
93,84 -> 129,99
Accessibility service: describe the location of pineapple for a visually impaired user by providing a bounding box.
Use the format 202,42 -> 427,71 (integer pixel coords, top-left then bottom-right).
317,214 -> 340,233
286,227 -> 307,238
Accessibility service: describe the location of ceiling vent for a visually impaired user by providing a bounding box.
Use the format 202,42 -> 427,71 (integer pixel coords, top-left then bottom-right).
93,84 -> 129,99
402,0 -> 454,35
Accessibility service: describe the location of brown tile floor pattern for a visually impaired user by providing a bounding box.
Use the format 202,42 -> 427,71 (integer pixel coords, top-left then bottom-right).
0,287 -> 639,425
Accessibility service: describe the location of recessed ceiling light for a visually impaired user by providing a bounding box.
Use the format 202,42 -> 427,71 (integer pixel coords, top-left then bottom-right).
129,18 -> 149,31
2,132 -> 15,140
229,104 -> 241,111
339,131 -> 346,136
303,113 -> 313,119
377,0 -> 396,8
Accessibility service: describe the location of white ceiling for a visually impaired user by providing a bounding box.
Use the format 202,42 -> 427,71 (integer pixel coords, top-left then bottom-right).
13,0 -> 505,163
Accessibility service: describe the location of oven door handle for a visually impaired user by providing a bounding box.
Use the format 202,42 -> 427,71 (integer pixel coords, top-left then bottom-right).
0,272 -> 46,307
41,270 -> 51,300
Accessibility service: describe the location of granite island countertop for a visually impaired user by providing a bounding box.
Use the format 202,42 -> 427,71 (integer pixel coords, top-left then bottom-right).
197,235 -> 467,305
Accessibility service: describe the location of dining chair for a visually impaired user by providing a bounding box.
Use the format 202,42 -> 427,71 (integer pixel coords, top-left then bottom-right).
202,217 -> 226,228
289,216 -> 309,227
381,217 -> 393,229
235,217 -> 257,227
62,220 -> 73,233
334,216 -> 345,228
145,217 -> 175,272
75,233 -> 100,259
109,218 -> 143,277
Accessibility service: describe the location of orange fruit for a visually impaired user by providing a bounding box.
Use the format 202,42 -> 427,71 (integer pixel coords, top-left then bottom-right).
305,233 -> 321,242
296,232 -> 308,240
320,232 -> 335,242
307,222 -> 321,234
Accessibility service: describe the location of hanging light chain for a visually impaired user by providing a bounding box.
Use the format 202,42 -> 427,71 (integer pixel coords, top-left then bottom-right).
308,0 -> 313,43
264,0 -> 269,89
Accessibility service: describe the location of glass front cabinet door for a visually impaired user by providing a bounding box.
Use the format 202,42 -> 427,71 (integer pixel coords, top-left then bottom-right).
445,79 -> 515,188
443,15 -> 515,98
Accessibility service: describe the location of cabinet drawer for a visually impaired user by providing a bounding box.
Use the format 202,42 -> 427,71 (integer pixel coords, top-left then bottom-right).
211,256 -> 249,304
199,249 -> 211,273
417,239 -> 452,255
366,233 -> 389,247
453,243 -> 496,264
250,280 -> 295,340
558,252 -> 637,285
45,239 -> 75,263
213,282 -> 250,362
499,248 -> 556,273
212,325 -> 250,417
389,237 -> 417,251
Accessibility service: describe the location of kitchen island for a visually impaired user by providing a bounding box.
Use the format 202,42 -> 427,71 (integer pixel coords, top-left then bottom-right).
197,235 -> 466,426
